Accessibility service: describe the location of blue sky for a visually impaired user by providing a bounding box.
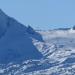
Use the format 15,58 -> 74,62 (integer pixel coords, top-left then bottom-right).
0,0 -> 75,30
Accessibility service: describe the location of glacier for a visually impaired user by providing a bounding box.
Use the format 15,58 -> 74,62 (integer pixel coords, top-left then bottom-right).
0,9 -> 75,75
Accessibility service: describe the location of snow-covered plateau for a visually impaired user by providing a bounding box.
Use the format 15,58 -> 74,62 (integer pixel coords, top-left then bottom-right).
0,9 -> 75,75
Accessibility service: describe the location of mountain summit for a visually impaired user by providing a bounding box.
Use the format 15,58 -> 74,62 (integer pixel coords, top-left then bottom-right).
0,9 -> 43,64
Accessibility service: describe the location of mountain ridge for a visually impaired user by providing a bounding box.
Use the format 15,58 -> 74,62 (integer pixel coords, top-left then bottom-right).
0,9 -> 43,64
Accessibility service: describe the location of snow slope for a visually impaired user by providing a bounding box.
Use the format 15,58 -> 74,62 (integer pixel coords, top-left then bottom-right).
30,29 -> 75,75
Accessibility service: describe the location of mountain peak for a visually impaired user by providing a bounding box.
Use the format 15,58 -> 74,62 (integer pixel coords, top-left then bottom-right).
0,9 -> 43,63
72,25 -> 75,30
0,9 -> 3,13
0,9 -> 7,17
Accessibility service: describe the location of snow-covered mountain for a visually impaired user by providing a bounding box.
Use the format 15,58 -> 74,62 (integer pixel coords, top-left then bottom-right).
0,9 -> 75,75
0,9 -> 43,64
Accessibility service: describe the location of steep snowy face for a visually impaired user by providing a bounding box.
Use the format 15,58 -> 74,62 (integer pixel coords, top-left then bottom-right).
73,25 -> 75,30
0,10 -> 43,64
0,9 -> 8,37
